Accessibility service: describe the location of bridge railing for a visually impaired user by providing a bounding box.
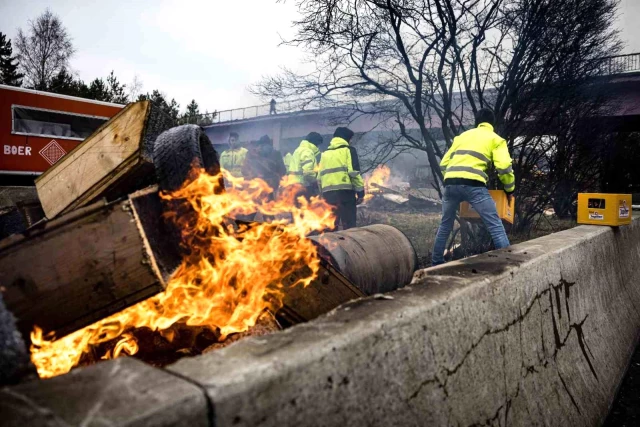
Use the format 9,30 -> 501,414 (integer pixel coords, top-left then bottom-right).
597,53 -> 640,76
205,97 -> 345,124
203,53 -> 640,125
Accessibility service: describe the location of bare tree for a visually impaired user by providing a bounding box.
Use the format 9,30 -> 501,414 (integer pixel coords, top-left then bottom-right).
15,9 -> 75,90
255,0 -> 620,235
127,74 -> 143,101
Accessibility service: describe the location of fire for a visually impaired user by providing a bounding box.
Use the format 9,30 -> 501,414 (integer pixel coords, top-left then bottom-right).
364,165 -> 391,201
30,169 -> 335,378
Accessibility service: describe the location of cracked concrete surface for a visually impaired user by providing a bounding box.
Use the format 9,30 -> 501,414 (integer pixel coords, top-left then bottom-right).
2,220 -> 639,426
0,358 -> 210,427
168,220 -> 640,427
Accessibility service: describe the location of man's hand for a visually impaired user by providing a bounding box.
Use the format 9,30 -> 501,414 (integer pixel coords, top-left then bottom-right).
504,190 -> 514,204
356,190 -> 365,205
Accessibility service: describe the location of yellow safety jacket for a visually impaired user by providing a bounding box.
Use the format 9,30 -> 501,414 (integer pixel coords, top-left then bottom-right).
220,147 -> 248,178
318,137 -> 365,193
440,123 -> 515,192
288,140 -> 320,185
283,152 -> 293,173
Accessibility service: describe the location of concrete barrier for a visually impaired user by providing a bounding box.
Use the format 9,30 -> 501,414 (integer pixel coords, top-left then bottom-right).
0,358 -> 210,427
168,219 -> 640,426
2,220 -> 639,426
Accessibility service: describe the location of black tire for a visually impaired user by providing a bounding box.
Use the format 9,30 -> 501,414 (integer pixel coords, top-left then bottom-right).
153,125 -> 221,192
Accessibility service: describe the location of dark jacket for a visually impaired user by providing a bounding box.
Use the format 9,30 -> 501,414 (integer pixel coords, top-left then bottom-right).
242,149 -> 287,192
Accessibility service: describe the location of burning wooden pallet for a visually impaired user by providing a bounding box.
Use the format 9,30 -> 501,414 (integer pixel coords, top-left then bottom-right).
0,184 -> 370,339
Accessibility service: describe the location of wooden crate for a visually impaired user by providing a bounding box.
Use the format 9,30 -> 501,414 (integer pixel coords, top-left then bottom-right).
35,101 -> 173,219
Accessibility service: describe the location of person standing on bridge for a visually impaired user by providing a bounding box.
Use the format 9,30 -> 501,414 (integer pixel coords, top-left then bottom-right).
318,127 -> 365,230
432,108 -> 515,266
288,132 -> 323,199
220,132 -> 248,179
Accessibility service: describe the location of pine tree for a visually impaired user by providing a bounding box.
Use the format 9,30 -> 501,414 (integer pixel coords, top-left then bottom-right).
183,99 -> 200,124
0,32 -> 23,86
83,78 -> 110,101
199,110 -> 215,126
48,68 -> 83,96
138,90 -> 180,123
106,71 -> 128,104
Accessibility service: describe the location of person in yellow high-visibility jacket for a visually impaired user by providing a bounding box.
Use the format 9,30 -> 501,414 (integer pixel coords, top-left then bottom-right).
432,108 -> 515,265
283,152 -> 293,173
318,127 -> 365,230
288,132 -> 323,197
219,132 -> 248,178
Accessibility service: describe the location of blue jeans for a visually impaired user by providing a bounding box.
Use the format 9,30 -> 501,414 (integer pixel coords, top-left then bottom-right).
431,185 -> 510,265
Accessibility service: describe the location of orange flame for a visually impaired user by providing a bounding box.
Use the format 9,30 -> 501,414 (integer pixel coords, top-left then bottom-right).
30,169 -> 335,378
364,165 -> 391,202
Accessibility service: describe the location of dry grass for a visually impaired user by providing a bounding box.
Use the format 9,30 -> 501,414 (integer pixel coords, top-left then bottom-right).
357,208 -> 440,268
358,207 -> 576,269
508,216 -> 577,245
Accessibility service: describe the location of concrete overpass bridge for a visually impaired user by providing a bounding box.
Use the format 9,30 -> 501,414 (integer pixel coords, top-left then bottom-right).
201,53 -> 640,157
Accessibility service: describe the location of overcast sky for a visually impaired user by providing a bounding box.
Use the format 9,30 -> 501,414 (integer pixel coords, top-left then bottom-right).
1,0 -> 639,113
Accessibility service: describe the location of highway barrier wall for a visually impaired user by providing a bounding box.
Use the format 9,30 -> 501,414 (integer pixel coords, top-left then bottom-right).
3,219 -> 640,426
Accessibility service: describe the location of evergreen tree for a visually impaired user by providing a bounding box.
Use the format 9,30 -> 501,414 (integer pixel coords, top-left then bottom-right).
106,71 -> 128,104
48,68 -> 84,96
83,77 -> 110,101
138,90 -> 180,122
200,110 -> 215,126
0,32 -> 23,86
182,99 -> 200,124
48,69 -> 130,104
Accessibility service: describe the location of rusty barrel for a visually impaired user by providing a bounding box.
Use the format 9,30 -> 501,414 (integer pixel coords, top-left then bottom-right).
308,224 -> 417,295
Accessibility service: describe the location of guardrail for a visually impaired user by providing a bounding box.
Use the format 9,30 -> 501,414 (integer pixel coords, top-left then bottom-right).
201,97 -> 346,125
598,52 -> 640,75
202,53 -> 640,125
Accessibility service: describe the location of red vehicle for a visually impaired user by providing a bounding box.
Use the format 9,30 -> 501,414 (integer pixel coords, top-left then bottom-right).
0,84 -> 124,179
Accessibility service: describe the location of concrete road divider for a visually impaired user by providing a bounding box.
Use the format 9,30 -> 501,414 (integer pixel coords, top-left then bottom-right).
2,219 -> 639,426
169,219 -> 640,426
0,358 -> 210,427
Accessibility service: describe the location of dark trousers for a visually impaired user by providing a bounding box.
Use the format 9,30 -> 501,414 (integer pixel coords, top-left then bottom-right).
323,190 -> 357,230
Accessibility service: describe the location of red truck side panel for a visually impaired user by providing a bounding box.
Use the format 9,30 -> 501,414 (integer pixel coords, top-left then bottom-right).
0,85 -> 123,175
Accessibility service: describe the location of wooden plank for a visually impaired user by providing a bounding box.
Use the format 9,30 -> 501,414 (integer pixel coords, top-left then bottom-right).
35,102 -> 149,218
35,101 -> 173,219
0,192 -> 171,340
128,185 -> 182,283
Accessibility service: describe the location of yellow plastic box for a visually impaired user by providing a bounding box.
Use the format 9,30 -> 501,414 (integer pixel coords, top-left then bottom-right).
460,189 -> 515,224
577,193 -> 631,226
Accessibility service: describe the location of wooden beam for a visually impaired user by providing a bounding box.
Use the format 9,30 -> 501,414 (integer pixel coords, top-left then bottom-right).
35,101 -> 173,219
0,187 -> 178,340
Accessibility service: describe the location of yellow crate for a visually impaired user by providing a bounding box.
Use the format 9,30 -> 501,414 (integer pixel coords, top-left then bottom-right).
460,189 -> 515,224
577,193 -> 631,226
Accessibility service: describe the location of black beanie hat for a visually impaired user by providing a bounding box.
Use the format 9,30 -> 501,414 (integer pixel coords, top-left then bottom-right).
257,135 -> 273,146
334,127 -> 355,142
306,132 -> 323,146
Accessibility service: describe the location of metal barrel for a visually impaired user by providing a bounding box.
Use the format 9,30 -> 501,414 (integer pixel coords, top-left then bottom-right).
308,224 -> 417,295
